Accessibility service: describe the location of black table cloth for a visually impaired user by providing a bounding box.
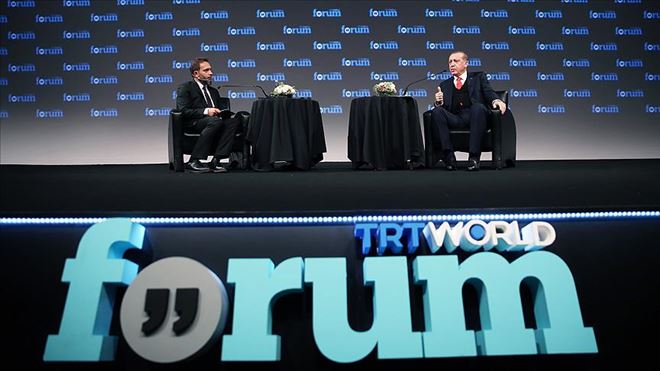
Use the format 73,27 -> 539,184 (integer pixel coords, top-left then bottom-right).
247,97 -> 327,171
348,96 -> 425,170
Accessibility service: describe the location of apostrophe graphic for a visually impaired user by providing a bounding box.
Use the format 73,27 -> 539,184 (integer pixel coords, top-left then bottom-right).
141,288 -> 199,336
120,257 -> 229,363
141,288 -> 169,336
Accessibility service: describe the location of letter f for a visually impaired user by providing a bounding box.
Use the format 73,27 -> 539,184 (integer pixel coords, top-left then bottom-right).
44,218 -> 145,361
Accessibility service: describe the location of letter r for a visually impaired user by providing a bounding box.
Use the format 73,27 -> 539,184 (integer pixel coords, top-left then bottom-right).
44,218 -> 145,361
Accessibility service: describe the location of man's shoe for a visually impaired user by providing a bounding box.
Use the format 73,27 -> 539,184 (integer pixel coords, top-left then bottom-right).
442,152 -> 457,171
466,159 -> 480,171
209,158 -> 228,173
185,159 -> 210,173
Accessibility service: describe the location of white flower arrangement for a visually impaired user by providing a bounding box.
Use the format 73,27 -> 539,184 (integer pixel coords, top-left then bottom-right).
373,81 -> 397,96
271,81 -> 297,97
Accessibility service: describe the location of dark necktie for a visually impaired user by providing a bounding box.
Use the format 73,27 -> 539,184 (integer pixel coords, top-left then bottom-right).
202,85 -> 214,108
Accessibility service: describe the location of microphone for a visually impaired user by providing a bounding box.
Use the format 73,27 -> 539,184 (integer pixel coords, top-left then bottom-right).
197,76 -> 213,86
401,69 -> 447,96
218,84 -> 269,98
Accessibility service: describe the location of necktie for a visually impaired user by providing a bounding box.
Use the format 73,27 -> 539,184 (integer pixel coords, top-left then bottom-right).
202,85 -> 213,108
456,77 -> 463,89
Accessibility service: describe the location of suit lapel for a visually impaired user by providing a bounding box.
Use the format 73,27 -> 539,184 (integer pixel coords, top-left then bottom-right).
190,81 -> 206,106
467,73 -> 477,100
209,86 -> 221,102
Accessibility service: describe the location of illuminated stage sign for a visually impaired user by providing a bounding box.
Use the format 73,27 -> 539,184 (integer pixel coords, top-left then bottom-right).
43,218 -> 596,364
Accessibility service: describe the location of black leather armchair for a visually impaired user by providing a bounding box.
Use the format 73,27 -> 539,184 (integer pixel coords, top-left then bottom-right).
168,97 -> 250,172
423,90 -> 516,170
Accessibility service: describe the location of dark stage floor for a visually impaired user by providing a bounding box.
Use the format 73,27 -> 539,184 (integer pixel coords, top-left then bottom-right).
2,160 -> 659,216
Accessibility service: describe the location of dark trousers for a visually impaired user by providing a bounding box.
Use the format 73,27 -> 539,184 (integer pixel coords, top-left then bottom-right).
185,116 -> 239,160
431,103 -> 488,158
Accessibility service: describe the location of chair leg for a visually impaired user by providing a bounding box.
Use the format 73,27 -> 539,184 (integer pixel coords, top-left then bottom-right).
173,154 -> 185,172
494,157 -> 503,170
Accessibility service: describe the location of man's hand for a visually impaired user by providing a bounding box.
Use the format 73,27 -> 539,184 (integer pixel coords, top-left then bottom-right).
206,107 -> 222,116
492,99 -> 507,114
434,86 -> 444,106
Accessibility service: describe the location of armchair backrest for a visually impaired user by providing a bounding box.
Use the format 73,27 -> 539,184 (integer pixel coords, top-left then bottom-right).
217,97 -> 230,111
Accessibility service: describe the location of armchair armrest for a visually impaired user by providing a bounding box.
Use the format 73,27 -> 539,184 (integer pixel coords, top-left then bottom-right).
168,110 -> 185,172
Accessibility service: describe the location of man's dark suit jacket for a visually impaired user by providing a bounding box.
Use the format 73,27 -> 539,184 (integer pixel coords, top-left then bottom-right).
175,80 -> 227,122
174,80 -> 238,161
438,71 -> 498,113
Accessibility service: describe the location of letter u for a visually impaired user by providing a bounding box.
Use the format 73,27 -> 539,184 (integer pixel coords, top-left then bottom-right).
304,257 -> 422,363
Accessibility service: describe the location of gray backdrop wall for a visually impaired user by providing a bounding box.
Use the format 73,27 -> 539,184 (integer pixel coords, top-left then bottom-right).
1,0 -> 658,164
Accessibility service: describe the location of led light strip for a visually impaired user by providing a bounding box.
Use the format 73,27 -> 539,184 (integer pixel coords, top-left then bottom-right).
1,211 -> 659,225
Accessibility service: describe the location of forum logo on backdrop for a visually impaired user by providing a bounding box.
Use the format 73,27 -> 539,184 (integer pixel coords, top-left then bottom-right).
1,0 -> 657,123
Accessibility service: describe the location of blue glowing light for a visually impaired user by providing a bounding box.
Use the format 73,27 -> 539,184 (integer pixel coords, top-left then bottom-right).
1,211 -> 658,226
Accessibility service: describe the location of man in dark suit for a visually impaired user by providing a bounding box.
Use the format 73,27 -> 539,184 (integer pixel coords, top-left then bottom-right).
176,57 -> 239,173
431,51 -> 507,171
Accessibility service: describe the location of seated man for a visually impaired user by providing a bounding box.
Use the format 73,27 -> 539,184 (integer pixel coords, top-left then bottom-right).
176,57 -> 239,173
431,51 -> 507,171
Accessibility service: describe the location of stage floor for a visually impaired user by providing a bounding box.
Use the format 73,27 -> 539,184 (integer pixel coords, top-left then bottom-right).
2,160 -> 660,216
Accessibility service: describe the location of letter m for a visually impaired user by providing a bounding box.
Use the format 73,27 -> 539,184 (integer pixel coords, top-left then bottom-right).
44,218 -> 145,361
413,251 -> 597,357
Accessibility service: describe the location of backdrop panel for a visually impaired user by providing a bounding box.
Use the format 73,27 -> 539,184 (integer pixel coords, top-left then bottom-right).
1,0 -> 658,164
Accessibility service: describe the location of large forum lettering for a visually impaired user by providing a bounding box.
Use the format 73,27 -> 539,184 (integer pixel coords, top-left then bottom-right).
44,218 -> 597,364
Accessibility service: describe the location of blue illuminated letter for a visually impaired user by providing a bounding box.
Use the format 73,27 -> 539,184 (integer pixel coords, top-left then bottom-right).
44,218 -> 145,361
413,252 -> 597,357
304,257 -> 423,362
221,257 -> 304,361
